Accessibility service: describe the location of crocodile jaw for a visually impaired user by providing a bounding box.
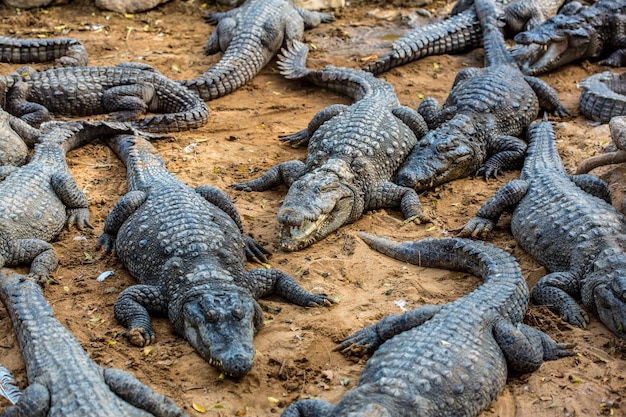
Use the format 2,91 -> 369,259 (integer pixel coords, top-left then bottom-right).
594,282 -> 626,339
516,40 -> 571,76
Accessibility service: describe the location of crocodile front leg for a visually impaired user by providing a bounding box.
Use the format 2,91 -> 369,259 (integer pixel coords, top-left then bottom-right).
532,270 -> 590,328
599,15 -> 626,66
7,239 -> 58,284
242,268 -> 333,307
50,171 -> 92,230
281,399 -> 335,417
114,284 -> 168,346
103,84 -> 155,122
0,383 -> 49,417
296,7 -> 334,29
279,104 -> 348,147
569,174 -> 612,204
417,97 -> 442,129
494,320 -> 575,373
103,368 -> 186,417
230,160 -> 305,191
370,181 -> 426,222
6,81 -> 50,127
336,304 -> 443,356
480,135 -> 527,179
458,179 -> 529,238
524,76 -> 570,117
391,106 -> 429,139
99,190 -> 148,251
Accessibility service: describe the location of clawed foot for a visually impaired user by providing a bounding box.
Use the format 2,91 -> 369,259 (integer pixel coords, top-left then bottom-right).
279,130 -> 309,148
66,208 -> 93,230
97,233 -> 116,252
455,217 -> 495,239
128,326 -> 156,346
305,293 -> 334,308
242,235 -> 271,264
28,270 -> 59,285
334,325 -> 381,356
561,305 -> 590,329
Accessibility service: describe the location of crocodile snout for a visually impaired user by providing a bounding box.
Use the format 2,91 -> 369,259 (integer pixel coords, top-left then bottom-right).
278,207 -> 305,226
222,353 -> 254,377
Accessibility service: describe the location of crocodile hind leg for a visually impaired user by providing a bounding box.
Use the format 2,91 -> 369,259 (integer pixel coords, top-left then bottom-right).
0,383 -> 49,417
279,104 -> 348,147
50,171 -> 92,230
479,135 -> 527,179
7,239 -> 58,284
230,160 -> 305,191
524,75 -> 570,117
114,284 -> 168,346
532,271 -> 590,328
204,17 -> 236,54
98,190 -> 148,251
494,320 -> 575,373
417,97 -> 442,129
242,268 -> 333,307
569,174 -> 612,204
103,368 -> 186,417
282,399 -> 335,417
5,81 -> 51,127
103,84 -> 156,122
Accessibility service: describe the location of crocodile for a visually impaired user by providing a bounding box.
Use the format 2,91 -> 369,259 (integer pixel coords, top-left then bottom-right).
0,121 -> 138,283
579,70 -> 626,123
0,107 -> 40,166
180,0 -> 334,101
99,134 -> 332,377
231,40 -> 429,251
512,0 -> 626,76
0,272 -> 188,417
1,62 -> 209,133
365,0 -> 566,75
459,116 -> 626,338
282,234 -> 575,417
395,0 -> 569,191
0,36 -> 88,67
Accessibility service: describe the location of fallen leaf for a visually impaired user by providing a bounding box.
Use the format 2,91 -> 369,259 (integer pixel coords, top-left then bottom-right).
192,402 -> 206,413
267,397 -> 279,403
143,345 -> 153,355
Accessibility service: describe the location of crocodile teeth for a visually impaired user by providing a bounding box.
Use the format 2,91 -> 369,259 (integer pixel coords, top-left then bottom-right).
289,215 -> 327,240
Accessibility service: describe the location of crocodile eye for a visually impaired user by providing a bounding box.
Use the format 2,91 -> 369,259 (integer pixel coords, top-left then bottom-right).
232,308 -> 244,320
318,183 -> 338,193
436,141 -> 457,153
205,309 -> 218,323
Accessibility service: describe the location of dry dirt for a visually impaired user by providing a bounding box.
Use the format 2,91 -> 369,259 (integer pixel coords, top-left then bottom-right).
0,0 -> 625,416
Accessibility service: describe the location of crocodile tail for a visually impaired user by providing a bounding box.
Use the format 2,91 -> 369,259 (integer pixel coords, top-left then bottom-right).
474,0 -> 516,67
277,40 -> 312,80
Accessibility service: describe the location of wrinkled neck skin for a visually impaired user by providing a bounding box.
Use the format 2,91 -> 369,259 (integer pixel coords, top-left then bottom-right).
332,386 -> 431,417
278,159 -> 364,251
396,114 -> 485,190
169,270 -> 264,377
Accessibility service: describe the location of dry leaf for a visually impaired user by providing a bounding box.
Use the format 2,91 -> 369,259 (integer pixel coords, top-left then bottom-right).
192,402 -> 206,413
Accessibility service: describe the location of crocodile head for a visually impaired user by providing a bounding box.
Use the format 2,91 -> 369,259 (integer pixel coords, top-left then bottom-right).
513,7 -> 601,75
395,115 -> 482,190
277,159 -> 363,251
181,288 -> 264,377
585,269 -> 626,339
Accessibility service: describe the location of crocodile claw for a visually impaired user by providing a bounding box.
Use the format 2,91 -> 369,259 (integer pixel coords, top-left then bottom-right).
66,208 -> 93,230
242,235 -> 271,264
335,325 -> 381,357
97,233 -> 116,252
561,305 -> 590,329
306,293 -> 334,307
128,326 -> 156,347
456,217 -> 496,239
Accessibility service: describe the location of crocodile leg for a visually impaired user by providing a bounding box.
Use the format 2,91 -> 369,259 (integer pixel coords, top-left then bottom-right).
8,114 -> 39,147
50,171 -> 92,230
599,15 -> 626,66
242,268 -> 333,307
371,181 -> 425,222
417,97 -> 442,129
0,383 -> 49,417
279,104 -> 348,148
5,81 -> 51,126
569,174 -> 612,204
7,239 -> 58,283
204,17 -> 236,55
523,75 -> 570,117
480,135 -> 527,179
281,399 -> 335,417
230,160 -> 305,191
102,84 -> 155,122
194,185 -> 270,263
0,166 -> 18,181
458,179 -> 529,238
336,304 -> 443,356
102,368 -> 186,417
452,67 -> 482,88
503,2 -> 547,33
493,320 -> 575,373
532,271 -> 590,328
99,190 -> 148,251
391,106 -> 429,139
295,7 -> 334,29
114,284 -> 168,346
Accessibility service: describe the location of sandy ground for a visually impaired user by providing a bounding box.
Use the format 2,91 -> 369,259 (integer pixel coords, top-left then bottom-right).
0,0 -> 625,416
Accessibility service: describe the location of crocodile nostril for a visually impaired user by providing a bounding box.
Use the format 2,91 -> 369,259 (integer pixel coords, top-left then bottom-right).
278,209 -> 304,226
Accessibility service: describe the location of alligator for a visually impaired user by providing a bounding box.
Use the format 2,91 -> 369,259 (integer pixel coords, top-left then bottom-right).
0,272 -> 189,417
365,0 -> 566,75
579,70 -> 626,123
231,40 -> 429,251
0,121 -> 138,283
0,36 -> 88,67
395,0 -> 569,191
459,116 -> 626,338
0,107 -> 40,166
512,0 -> 626,76
1,62 -> 209,133
180,0 -> 334,101
99,134 -> 332,377
282,234 -> 575,417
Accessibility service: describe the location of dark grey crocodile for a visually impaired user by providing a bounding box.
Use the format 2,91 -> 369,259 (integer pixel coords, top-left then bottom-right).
365,0 -> 565,75
0,272 -> 188,417
395,0 -> 569,191
282,234 -> 575,417
0,121 -> 138,283
0,36 -> 88,67
579,70 -> 626,123
180,0 -> 333,100
231,40 -> 429,251
0,107 -> 40,166
1,62 -> 209,133
99,134 -> 332,377
459,117 -> 626,338
512,0 -> 626,76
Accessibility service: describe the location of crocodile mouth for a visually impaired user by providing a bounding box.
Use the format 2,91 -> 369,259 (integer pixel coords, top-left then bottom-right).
594,282 -> 626,339
515,40 -> 570,76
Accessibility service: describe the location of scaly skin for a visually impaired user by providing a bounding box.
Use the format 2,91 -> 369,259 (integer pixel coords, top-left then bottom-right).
180,0 -> 333,100
0,272 -> 188,417
0,107 -> 40,166
0,36 -> 88,67
395,0 -> 568,191
231,40 -> 428,251
0,121 -> 137,283
282,235 -> 574,417
512,0 -> 626,75
1,62 -> 208,133
366,0 -> 565,75
99,134 -> 332,377
459,117 -> 626,339
579,70 -> 626,123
